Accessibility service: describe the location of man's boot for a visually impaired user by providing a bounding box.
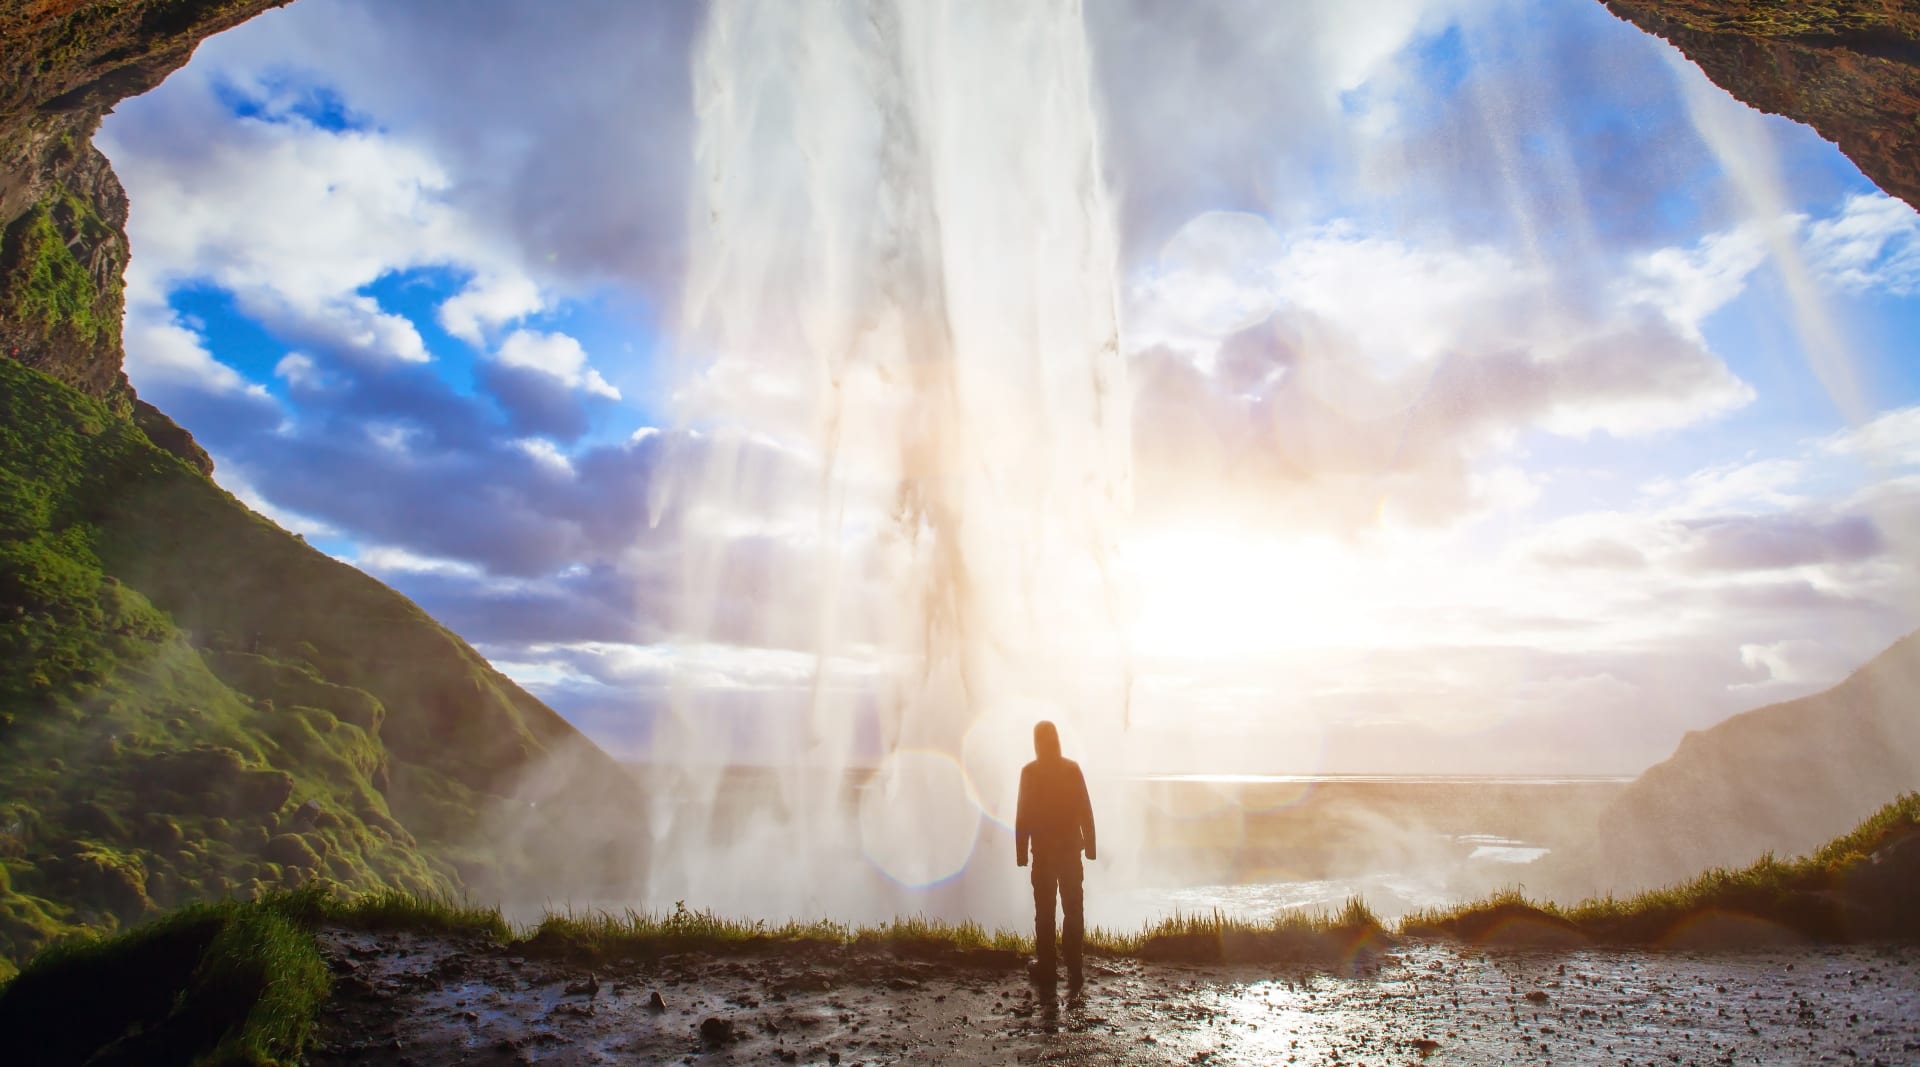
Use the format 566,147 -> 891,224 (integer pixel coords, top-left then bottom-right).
1027,956 -> 1057,986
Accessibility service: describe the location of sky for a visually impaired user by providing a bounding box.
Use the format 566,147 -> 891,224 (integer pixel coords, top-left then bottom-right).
97,0 -> 1920,776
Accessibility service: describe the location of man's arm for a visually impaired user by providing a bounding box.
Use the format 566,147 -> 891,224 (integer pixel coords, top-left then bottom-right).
1074,763 -> 1096,861
1014,764 -> 1032,867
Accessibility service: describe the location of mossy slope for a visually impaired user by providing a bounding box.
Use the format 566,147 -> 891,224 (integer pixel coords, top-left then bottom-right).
0,357 -> 642,974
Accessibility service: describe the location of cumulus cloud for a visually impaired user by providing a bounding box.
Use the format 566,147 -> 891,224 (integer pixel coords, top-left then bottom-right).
1806,192 -> 1920,295
172,0 -> 701,291
1127,211 -> 1755,531
496,330 -> 619,399
91,0 -> 1920,774
103,86 -> 458,365
1824,406 -> 1920,468
124,307 -> 267,397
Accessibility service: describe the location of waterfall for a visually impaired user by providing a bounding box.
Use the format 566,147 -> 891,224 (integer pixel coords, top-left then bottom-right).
640,0 -> 1133,924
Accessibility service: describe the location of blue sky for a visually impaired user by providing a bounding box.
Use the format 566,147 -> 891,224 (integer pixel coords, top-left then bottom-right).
97,0 -> 1920,775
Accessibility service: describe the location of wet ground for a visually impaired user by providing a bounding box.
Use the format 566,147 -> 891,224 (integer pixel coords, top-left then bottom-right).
307,929 -> 1920,1065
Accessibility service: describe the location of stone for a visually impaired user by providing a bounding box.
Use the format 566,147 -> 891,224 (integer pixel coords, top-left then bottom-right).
699,1017 -> 735,1046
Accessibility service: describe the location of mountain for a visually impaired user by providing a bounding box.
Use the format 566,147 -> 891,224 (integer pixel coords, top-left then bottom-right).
1591,632 -> 1920,891
0,2 -> 647,974
1605,0 -> 1920,212
0,353 -> 648,970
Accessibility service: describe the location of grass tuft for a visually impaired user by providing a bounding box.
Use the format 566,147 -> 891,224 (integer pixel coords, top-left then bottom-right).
1401,792 -> 1920,945
3,794 -> 1915,1065
321,887 -> 511,942
0,893 -> 328,1066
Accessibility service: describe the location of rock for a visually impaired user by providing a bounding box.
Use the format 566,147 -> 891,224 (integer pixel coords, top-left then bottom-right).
564,973 -> 600,997
1525,990 -> 1551,1004
700,1017 -> 735,1046
1605,1 -> 1920,214
647,990 -> 667,1013
289,798 -> 324,829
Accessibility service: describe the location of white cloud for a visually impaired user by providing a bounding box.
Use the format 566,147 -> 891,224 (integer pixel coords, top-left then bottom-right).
100,65 -> 562,378
1807,193 -> 1920,295
1127,212 -> 1756,534
124,309 -> 268,399
1649,457 -> 1808,512
1734,639 -> 1859,691
512,436 -> 576,476
364,423 -> 417,454
496,329 -> 620,399
354,544 -> 485,578
438,273 -> 545,345
273,352 -> 318,387
1624,220 -> 1770,339
1823,406 -> 1920,468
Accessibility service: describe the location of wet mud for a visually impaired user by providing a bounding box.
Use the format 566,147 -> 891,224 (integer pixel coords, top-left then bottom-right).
307,930 -> 1920,1065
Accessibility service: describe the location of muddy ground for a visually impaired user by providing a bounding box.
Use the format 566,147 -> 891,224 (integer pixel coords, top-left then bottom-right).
307,929 -> 1920,1066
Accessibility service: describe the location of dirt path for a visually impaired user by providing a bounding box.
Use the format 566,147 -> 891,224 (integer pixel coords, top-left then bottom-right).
306,930 -> 1920,1065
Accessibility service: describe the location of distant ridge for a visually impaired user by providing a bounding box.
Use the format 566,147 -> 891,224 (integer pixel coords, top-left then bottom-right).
1592,631 -> 1920,891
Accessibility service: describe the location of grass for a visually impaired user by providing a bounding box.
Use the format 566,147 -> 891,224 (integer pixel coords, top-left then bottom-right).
2,796 -> 1913,1062
0,890 -> 330,1067
1403,791 -> 1920,946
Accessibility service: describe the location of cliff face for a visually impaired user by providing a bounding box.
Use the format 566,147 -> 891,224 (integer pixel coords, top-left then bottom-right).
0,0 -> 290,472
1605,1 -> 1920,211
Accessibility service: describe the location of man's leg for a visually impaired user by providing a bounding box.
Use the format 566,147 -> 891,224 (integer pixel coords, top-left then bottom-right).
1031,860 -> 1058,980
1060,853 -> 1085,986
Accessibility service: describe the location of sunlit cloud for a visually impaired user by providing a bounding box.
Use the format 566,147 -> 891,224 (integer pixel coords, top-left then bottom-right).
97,0 -> 1920,778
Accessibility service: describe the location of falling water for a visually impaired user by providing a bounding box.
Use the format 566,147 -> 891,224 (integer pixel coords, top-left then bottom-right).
644,0 -> 1133,925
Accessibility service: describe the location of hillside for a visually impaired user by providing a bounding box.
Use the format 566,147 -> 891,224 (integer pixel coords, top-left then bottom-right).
0,356 -> 646,974
1591,631 -> 1920,891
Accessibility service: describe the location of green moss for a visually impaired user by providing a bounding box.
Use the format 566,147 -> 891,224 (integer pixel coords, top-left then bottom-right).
6,197 -> 120,348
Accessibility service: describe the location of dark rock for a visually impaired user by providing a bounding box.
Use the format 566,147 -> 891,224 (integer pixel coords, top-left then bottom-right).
289,798 -> 324,830
647,990 -> 667,1013
564,973 -> 600,997
1605,1 -> 1920,214
700,1017 -> 735,1046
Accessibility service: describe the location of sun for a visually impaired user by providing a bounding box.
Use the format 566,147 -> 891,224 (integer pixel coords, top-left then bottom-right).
1123,524 -> 1365,661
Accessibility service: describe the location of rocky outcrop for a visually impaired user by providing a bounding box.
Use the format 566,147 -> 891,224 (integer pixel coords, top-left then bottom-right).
1605,1 -> 1920,212
1593,631 -> 1920,891
2,0 -> 289,471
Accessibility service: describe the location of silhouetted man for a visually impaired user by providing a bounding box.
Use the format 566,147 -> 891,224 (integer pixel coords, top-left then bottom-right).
1015,720 -> 1096,989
